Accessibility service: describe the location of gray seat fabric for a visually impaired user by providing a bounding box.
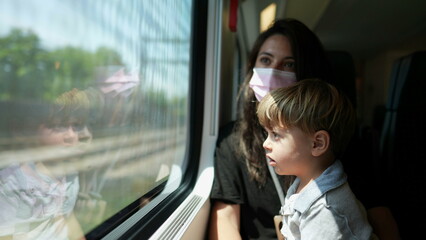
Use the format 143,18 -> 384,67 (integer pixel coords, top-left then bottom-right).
379,51 -> 426,239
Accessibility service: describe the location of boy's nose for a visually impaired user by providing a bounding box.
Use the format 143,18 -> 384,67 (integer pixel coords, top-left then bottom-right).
263,138 -> 272,151
78,126 -> 92,143
63,126 -> 78,144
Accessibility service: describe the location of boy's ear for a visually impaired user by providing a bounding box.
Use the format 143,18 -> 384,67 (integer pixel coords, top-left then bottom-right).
311,130 -> 330,157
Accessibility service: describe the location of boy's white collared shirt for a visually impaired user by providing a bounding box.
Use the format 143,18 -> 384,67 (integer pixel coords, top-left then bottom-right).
279,160 -> 376,240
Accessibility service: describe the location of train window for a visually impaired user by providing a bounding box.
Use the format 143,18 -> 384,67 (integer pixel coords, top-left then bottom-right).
260,3 -> 277,32
0,0 -> 196,239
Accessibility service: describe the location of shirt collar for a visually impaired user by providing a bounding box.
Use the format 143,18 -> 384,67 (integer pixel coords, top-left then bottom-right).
288,160 -> 347,214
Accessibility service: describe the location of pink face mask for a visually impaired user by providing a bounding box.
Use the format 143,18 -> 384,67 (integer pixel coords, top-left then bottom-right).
249,68 -> 297,101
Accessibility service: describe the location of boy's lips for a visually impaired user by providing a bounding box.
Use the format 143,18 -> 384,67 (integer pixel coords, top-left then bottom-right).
266,155 -> 276,166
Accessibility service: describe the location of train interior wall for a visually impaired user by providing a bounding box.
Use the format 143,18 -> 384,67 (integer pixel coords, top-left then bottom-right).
196,0 -> 426,238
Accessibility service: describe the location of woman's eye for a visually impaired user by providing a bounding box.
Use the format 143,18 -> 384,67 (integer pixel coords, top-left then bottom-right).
259,57 -> 271,65
284,62 -> 295,68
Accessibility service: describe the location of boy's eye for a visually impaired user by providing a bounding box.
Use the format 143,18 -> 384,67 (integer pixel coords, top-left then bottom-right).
52,126 -> 68,132
71,123 -> 85,132
263,128 -> 281,140
272,131 -> 280,139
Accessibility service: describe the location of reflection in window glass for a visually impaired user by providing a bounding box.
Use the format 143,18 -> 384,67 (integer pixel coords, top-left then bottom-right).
0,0 -> 192,239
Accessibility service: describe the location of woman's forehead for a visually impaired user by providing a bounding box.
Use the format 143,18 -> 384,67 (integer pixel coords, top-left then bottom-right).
259,34 -> 293,58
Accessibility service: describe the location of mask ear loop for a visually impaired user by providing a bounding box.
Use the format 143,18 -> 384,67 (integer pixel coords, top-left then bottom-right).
268,157 -> 286,240
266,157 -> 286,214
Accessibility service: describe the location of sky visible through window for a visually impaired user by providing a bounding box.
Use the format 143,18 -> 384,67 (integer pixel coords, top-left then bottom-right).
0,0 -> 192,97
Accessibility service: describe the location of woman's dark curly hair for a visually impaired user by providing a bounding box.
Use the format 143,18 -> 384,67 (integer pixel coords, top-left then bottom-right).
235,18 -> 332,187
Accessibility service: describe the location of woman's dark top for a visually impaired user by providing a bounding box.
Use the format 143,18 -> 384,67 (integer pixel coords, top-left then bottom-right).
210,122 -> 284,240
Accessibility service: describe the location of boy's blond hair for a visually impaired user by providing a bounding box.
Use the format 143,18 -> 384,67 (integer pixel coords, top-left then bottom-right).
257,78 -> 356,157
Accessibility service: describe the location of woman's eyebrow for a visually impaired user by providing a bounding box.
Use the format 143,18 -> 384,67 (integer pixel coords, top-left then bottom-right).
258,52 -> 295,60
258,52 -> 274,57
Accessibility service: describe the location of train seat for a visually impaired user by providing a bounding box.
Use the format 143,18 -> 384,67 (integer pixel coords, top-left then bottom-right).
326,50 -> 357,109
379,50 -> 426,238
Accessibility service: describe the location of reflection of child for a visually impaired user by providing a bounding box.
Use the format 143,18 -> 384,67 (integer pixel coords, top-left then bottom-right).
257,79 -> 376,239
38,88 -> 92,146
0,162 -> 80,240
0,89 -> 90,240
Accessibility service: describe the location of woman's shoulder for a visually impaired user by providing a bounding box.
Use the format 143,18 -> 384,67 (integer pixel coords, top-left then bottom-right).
215,121 -> 244,166
216,121 -> 241,153
216,121 -> 237,146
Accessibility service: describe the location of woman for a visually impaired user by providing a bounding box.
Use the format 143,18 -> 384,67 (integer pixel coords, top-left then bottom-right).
209,18 -> 399,240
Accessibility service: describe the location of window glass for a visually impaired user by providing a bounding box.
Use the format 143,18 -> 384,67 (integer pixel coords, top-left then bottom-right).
0,0 -> 192,239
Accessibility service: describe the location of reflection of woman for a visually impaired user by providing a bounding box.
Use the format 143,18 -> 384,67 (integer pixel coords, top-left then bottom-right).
0,89 -> 90,240
72,67 -> 139,227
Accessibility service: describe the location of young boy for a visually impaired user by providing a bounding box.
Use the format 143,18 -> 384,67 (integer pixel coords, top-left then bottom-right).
257,79 -> 377,239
